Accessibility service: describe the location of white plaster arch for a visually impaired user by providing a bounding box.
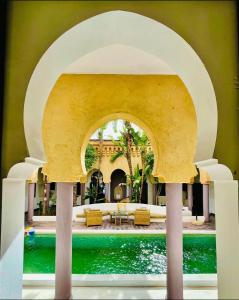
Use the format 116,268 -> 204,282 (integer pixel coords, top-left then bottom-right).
64,44 -> 176,74
7,162 -> 40,183
199,164 -> 233,182
24,10 -> 217,163
195,159 -> 233,182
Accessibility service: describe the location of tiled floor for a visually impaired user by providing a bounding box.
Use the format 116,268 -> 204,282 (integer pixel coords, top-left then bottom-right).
30,220 -> 215,231
22,286 -> 218,299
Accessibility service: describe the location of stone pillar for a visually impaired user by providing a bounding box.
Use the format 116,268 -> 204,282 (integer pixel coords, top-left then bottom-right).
214,180 -> 239,299
187,184 -> 193,211
166,183 -> 183,300
152,184 -> 157,205
147,181 -> 153,205
105,182 -> 111,202
46,183 -> 50,201
27,183 -> 35,224
80,183 -> 85,205
55,183 -> 73,300
203,184 -> 209,222
126,185 -> 130,198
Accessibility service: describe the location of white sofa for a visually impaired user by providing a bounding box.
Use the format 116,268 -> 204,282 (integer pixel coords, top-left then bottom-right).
73,203 -> 192,223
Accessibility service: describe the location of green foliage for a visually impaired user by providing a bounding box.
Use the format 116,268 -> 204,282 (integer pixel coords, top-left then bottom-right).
97,123 -> 108,140
109,120 -> 156,203
110,133 -> 128,154
49,190 -> 56,205
85,144 -> 97,171
85,184 -> 105,204
112,120 -> 118,133
144,151 -> 154,177
84,186 -> 97,203
110,150 -> 124,163
131,165 -> 141,203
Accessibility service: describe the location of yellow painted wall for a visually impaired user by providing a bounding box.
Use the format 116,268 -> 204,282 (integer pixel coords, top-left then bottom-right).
42,74 -> 197,183
88,140 -> 146,183
2,1 -> 238,179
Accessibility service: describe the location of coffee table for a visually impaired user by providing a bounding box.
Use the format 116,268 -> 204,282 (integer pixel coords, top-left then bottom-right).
110,211 -> 129,225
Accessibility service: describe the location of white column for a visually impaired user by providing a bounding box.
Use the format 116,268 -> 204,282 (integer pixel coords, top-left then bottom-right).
203,184 -> 209,222
27,183 -> 35,224
187,184 -> 193,211
166,183 -> 183,300
0,178 -> 26,299
105,182 -> 111,202
214,180 -> 239,299
55,183 -> 73,300
126,185 -> 130,198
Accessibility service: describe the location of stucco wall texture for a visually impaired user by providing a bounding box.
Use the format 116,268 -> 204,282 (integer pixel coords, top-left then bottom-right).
42,74 -> 197,183
2,1 -> 238,179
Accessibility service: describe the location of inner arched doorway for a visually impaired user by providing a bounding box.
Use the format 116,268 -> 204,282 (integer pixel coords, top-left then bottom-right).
110,169 -> 127,202
88,170 -> 105,204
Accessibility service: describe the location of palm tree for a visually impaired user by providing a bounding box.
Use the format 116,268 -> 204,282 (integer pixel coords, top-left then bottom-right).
143,150 -> 165,205
85,144 -> 97,171
84,186 -> 97,204
132,131 -> 150,202
73,144 -> 98,207
131,164 -> 141,202
95,124 -> 107,202
110,120 -> 156,203
123,121 -> 134,186
144,150 -> 154,178
110,121 -> 135,200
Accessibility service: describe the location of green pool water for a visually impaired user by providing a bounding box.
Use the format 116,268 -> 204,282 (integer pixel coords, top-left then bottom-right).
24,234 -> 216,274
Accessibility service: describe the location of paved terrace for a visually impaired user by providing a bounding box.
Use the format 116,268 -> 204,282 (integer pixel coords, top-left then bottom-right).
28,220 -> 215,231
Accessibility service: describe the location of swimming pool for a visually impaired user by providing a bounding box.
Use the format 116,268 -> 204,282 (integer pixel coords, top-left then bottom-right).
24,234 -> 216,274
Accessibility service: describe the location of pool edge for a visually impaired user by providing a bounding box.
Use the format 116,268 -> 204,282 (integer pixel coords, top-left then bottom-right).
23,274 -> 217,287
34,229 -> 216,235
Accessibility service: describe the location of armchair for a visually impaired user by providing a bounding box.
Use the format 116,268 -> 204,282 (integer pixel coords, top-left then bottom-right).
134,209 -> 150,226
85,209 -> 103,227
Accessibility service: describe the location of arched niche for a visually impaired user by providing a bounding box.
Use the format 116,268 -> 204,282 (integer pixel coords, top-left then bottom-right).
42,74 -> 197,183
24,11 -> 217,164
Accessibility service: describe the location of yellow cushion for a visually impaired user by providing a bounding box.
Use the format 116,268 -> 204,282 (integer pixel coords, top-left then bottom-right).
150,213 -> 166,218
102,210 -> 109,216
128,210 -> 134,216
134,210 -> 150,215
84,208 -> 100,214
81,210 -> 109,216
76,213 -> 85,218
